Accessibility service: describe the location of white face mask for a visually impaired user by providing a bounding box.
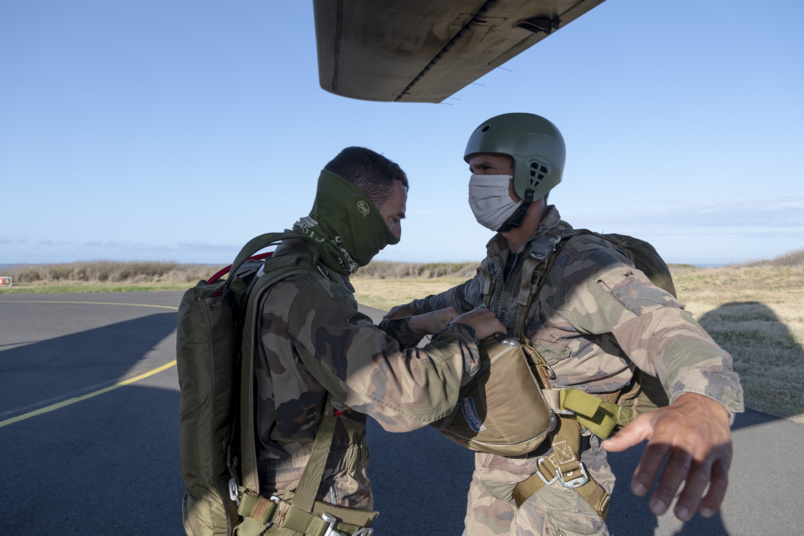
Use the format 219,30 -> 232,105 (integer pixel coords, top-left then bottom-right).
468,174 -> 521,232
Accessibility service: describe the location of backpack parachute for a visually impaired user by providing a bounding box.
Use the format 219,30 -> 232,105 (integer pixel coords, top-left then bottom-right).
177,232 -> 303,536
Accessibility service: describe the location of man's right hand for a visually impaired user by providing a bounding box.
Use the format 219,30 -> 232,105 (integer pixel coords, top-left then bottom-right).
452,307 -> 506,340
383,302 -> 415,320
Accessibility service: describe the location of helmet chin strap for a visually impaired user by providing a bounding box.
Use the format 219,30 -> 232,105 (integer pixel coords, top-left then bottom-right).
497,190 -> 533,232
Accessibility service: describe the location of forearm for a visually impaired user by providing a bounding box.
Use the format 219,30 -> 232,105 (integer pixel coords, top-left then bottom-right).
410,276 -> 482,314
296,320 -> 481,432
614,307 -> 744,419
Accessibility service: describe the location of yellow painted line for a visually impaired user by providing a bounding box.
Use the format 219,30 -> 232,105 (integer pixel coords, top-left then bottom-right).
0,299 -> 181,428
0,299 -> 178,310
0,360 -> 177,428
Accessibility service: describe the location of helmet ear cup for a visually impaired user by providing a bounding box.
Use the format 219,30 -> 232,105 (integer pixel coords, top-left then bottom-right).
527,160 -> 550,191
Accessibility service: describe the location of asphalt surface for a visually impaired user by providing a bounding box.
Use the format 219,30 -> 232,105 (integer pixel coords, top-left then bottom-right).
0,291 -> 801,535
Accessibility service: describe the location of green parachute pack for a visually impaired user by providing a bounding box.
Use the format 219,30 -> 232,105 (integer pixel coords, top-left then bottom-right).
177,232 -> 322,535
177,232 -> 299,535
177,232 -> 378,536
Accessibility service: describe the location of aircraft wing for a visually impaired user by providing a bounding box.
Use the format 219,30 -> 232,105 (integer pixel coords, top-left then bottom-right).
313,0 -> 606,103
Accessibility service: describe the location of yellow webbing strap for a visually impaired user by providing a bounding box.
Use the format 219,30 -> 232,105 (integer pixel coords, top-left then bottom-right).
513,469 -> 610,521
512,418 -> 610,520
235,492 -> 279,536
559,388 -> 634,440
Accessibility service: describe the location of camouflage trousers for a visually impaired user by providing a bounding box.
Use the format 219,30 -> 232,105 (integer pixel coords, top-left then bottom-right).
462,435 -> 615,536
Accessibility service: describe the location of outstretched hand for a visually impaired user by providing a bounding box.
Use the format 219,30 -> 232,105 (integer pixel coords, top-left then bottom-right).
602,392 -> 733,522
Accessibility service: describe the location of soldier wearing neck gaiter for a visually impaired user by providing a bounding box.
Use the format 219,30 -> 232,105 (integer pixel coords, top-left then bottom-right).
249,147 -> 505,531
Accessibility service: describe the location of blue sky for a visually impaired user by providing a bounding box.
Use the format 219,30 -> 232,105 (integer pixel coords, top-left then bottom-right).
2,0 -> 802,267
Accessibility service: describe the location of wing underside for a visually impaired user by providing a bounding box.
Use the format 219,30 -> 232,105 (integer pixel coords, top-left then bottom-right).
313,0 -> 606,103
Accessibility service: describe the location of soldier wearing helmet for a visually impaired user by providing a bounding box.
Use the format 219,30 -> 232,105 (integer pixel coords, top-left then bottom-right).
385,113 -> 743,535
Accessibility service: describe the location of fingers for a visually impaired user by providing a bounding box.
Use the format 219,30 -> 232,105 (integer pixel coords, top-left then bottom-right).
630,437 -> 671,500
601,414 -> 653,453
697,457 -> 730,518
669,443 -> 730,520
610,394 -> 733,522
453,308 -> 506,340
646,445 -> 691,516
383,303 -> 414,320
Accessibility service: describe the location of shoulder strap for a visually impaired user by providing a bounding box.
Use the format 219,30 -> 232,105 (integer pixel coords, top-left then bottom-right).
230,232 -> 311,282
512,230 -> 564,340
239,260 -> 322,493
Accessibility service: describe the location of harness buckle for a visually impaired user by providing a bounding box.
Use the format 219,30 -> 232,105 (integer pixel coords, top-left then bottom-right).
321,513 -> 345,536
556,462 -> 590,489
552,388 -> 575,416
535,457 -> 559,486
228,478 -> 239,506
263,496 -> 281,529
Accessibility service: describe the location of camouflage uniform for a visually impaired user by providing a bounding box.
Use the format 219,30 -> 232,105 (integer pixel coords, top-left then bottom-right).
407,206 -> 744,536
253,237 -> 481,519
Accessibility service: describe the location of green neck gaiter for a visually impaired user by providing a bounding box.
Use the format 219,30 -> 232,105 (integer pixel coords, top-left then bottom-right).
293,170 -> 400,275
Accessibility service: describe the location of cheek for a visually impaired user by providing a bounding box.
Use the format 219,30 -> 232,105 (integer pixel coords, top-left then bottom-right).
508,180 -> 521,202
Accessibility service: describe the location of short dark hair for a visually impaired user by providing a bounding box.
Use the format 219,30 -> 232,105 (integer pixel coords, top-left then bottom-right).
324,147 -> 409,208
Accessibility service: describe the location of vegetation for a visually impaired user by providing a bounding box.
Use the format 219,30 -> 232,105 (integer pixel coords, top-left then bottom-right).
0,261 -> 221,293
2,249 -> 802,421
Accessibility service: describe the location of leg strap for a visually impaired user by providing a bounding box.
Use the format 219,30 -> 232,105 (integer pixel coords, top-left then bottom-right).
234,394 -> 377,535
512,418 -> 611,520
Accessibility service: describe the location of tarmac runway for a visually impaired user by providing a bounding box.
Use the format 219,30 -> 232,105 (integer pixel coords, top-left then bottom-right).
0,291 -> 800,535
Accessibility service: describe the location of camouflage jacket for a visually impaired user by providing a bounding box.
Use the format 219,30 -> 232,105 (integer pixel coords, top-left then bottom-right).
254,238 -> 481,510
409,206 -> 744,416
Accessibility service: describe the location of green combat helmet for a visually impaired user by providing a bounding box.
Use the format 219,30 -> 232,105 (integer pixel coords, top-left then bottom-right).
464,113 -> 566,230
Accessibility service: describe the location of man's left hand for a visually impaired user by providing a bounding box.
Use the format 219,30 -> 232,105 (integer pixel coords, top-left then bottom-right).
601,392 -> 733,522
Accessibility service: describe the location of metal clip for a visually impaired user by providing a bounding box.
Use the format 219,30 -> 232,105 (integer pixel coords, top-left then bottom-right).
322,513 -> 345,536
557,462 -> 590,489
353,529 -> 374,536
552,388 -> 575,416
228,478 -> 239,506
535,457 -> 559,486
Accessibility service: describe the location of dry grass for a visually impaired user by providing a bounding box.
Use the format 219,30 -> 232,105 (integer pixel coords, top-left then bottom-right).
352,277 -> 469,311
0,261 -> 223,292
671,265 -> 804,422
